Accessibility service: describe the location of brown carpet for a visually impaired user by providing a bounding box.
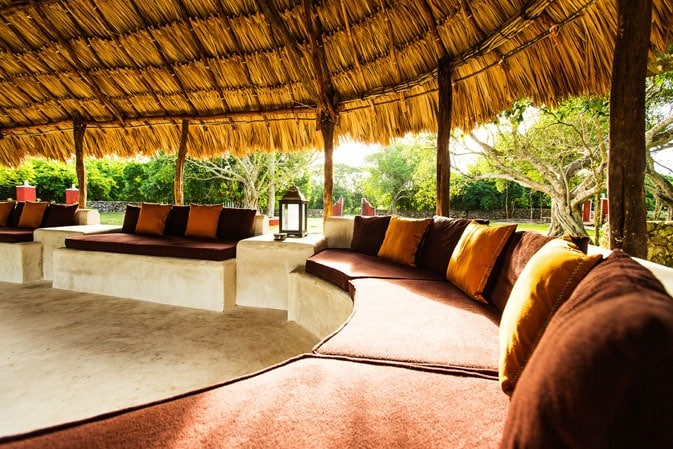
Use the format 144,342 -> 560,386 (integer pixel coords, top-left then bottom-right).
0,281 -> 318,437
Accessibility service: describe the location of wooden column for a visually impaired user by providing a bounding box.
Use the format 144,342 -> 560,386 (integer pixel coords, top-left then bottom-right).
322,114 -> 335,219
436,57 -> 452,216
174,119 -> 190,205
608,0 -> 652,258
73,116 -> 87,209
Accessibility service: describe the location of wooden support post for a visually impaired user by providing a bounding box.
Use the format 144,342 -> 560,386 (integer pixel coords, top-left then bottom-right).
436,57 -> 452,216
322,114 -> 335,220
174,119 -> 190,205
73,116 -> 87,209
608,0 -> 652,258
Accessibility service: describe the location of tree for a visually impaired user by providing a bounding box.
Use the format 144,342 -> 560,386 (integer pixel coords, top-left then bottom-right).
187,150 -> 316,211
467,98 -> 609,237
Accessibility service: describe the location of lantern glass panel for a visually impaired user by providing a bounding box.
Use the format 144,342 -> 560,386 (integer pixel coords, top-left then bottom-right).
283,203 -> 300,231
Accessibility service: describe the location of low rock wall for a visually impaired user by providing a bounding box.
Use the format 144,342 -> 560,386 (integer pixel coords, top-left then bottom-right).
87,201 -> 133,213
600,221 -> 673,268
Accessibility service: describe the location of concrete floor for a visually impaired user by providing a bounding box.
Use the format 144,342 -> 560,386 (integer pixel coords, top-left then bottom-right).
0,281 -> 318,437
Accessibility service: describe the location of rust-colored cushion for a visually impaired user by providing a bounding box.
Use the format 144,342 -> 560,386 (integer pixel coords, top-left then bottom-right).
416,216 -> 486,275
17,201 -> 49,228
185,204 -> 223,239
121,204 -> 140,233
135,203 -> 172,236
41,203 -> 78,227
377,216 -> 432,266
217,207 -> 257,240
0,201 -> 14,227
446,222 -> 517,303
165,205 -> 190,236
499,238 -> 602,395
501,250 -> 673,448
350,215 -> 391,256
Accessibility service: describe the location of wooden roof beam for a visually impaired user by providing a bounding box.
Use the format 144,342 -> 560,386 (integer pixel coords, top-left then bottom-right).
258,0 -> 327,115
338,0 -> 368,90
418,0 -> 448,58
378,0 -> 403,85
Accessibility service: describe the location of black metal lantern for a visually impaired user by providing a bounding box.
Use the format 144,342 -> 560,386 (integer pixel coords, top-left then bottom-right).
279,186 -> 308,237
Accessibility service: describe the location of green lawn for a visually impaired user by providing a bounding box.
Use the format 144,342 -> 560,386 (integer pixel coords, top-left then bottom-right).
101,212 -> 550,235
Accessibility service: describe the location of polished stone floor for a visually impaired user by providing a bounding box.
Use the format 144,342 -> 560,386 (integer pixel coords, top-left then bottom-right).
0,281 -> 317,437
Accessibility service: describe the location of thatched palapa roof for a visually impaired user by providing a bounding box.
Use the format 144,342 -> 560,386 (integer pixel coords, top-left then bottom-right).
0,0 -> 672,166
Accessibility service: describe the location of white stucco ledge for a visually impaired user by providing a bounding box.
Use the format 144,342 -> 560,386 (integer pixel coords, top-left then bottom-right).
75,209 -> 101,225
34,225 -> 122,280
236,233 -> 327,310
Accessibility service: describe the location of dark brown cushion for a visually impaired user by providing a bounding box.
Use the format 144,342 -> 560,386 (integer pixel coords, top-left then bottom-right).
65,233 -> 237,261
315,278 -> 501,374
486,231 -> 554,312
306,248 -> 444,291
416,216 -> 479,275
350,215 -> 391,256
217,207 -> 257,240
7,201 -> 24,228
164,205 -> 190,236
0,227 -> 34,243
501,250 -> 673,449
41,203 -> 78,227
0,201 -> 14,227
121,204 -> 140,234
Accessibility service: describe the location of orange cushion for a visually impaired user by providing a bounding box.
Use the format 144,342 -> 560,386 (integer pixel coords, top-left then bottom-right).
185,204 -> 223,239
377,216 -> 432,266
0,201 -> 14,227
135,203 -> 172,236
498,238 -> 602,395
17,201 -> 49,228
446,222 -> 517,303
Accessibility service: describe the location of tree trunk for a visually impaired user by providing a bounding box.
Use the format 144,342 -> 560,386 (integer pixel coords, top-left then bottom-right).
436,57 -> 452,216
548,198 -> 588,237
174,119 -> 189,205
608,0 -> 652,258
73,116 -> 87,209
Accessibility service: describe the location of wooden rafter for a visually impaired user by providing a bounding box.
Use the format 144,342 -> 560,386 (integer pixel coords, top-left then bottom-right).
127,0 -> 199,115
378,0 -> 402,84
418,0 -> 447,58
338,0 -> 368,90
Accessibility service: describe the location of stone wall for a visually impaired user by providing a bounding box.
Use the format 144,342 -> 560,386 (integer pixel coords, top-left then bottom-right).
647,221 -> 673,267
600,221 -> 673,268
87,201 -> 134,213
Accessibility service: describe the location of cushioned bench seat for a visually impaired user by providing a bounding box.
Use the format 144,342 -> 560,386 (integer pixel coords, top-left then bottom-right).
0,355 -> 509,449
314,278 -> 501,374
65,233 -> 237,261
0,228 -> 34,243
305,248 -> 444,291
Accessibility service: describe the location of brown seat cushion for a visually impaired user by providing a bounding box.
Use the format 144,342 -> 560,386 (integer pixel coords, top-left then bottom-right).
41,203 -> 78,227
0,227 -> 34,243
501,250 -> 673,449
0,356 -> 509,449
315,278 -> 501,374
65,233 -> 237,261
306,248 -> 444,291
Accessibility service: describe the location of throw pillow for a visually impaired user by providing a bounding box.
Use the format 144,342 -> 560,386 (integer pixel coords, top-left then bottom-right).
165,205 -> 191,236
350,215 -> 391,256
7,201 -> 25,227
41,203 -> 79,227
0,201 -> 14,227
416,216 -> 490,275
135,203 -> 172,236
501,250 -> 673,448
377,216 -> 432,266
121,204 -> 141,234
446,221 -> 517,303
217,208 -> 257,240
498,238 -> 602,395
17,201 -> 49,228
185,204 -> 223,239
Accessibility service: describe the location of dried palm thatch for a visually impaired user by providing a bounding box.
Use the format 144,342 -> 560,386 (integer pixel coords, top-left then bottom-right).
0,0 -> 672,166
